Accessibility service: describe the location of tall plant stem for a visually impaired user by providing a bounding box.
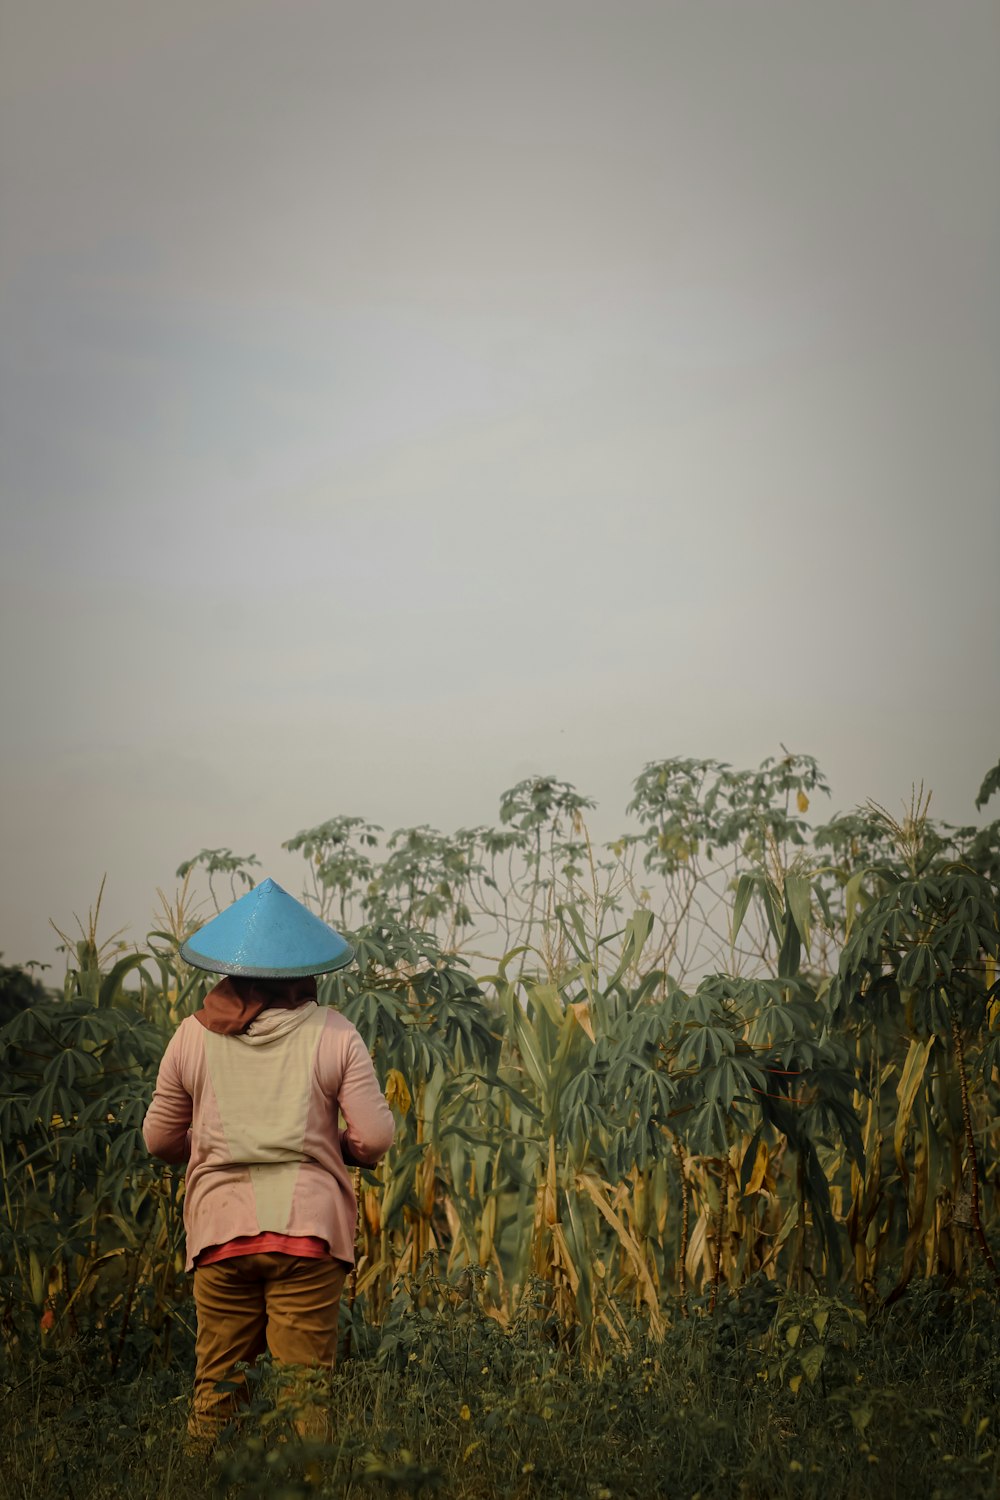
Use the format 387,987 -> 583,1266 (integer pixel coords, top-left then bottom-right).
793,1153 -> 807,1293
0,1139 -> 28,1287
344,1166 -> 362,1361
674,1139 -> 689,1317
110,1209 -> 156,1375
950,1008 -> 1000,1289
709,1162 -> 728,1313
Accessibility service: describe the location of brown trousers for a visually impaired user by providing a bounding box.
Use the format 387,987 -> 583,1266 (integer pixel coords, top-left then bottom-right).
190,1253 -> 349,1444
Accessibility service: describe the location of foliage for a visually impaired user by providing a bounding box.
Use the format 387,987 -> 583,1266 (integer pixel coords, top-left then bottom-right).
0,955 -> 49,1027
976,760 -> 1000,812
174,848 -> 261,912
2,749 -> 999,1389
5,1281 -> 1000,1499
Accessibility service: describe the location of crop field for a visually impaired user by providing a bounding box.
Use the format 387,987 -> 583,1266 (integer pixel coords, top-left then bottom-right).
2,752 -> 1000,1499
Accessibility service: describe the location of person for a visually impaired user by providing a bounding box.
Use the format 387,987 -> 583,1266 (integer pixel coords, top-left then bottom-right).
142,877 -> 394,1447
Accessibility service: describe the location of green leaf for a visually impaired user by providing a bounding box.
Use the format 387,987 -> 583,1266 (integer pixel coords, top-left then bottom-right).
760,882 -> 783,945
799,1342 -> 825,1385
556,904 -> 592,964
731,875 -> 755,945
778,905 -> 801,980
784,875 -> 812,958
605,909 -> 655,988
976,759 -> 1000,811
529,983 -> 564,1029
843,869 -> 866,941
510,1005 -> 550,1100
98,954 -> 150,1009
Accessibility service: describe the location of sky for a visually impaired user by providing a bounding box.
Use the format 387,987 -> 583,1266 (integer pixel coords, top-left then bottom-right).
1,0 -> 998,974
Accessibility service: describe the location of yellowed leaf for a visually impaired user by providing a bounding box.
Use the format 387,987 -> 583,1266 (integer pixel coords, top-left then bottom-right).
570,1000 -> 595,1042
744,1138 -> 769,1196
575,1172 -> 664,1337
894,1038 -> 934,1188
384,1069 -> 411,1115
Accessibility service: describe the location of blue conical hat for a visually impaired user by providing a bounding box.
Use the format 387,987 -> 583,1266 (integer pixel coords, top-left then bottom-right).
180,878 -> 354,978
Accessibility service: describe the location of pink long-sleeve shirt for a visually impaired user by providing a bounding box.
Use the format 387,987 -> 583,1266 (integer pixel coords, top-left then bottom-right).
142,1002 -> 394,1271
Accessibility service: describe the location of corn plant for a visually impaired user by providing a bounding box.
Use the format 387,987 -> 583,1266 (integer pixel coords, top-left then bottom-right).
0,945 -> 187,1366
320,919 -> 500,1322
832,813 -> 1000,1302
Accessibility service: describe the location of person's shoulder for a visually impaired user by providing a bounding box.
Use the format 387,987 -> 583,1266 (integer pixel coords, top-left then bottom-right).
170,1013 -> 206,1047
317,1007 -> 368,1053
154,1013 -> 205,1071
319,1006 -> 360,1037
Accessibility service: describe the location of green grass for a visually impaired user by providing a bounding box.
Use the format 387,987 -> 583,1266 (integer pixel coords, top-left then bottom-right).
3,1279 -> 1000,1500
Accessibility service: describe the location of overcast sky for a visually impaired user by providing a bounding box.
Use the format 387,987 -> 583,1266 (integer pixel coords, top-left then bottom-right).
1,0 -> 998,973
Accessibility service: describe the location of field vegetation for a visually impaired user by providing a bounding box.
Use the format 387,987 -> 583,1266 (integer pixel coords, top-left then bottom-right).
2,750 -> 1000,1499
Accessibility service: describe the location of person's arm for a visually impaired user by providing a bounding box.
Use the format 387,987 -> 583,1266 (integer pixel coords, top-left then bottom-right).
142,1028 -> 193,1164
338,1029 -> 395,1167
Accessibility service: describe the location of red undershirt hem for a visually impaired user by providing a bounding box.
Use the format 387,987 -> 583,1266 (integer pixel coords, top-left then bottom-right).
196,1233 -> 331,1267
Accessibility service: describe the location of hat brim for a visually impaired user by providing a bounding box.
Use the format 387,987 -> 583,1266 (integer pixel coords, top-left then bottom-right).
178,942 -> 355,979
